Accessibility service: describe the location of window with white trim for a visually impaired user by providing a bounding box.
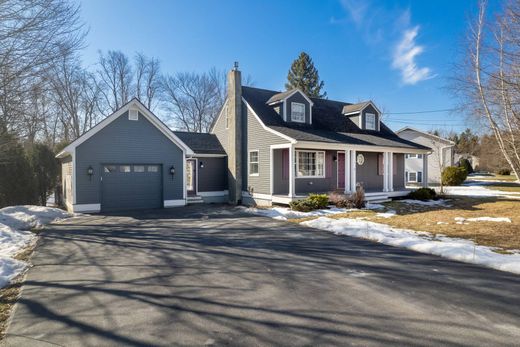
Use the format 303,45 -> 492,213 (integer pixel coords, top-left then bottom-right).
365,113 -> 376,130
249,150 -> 259,176
291,102 -> 305,123
407,171 -> 422,183
297,151 -> 325,177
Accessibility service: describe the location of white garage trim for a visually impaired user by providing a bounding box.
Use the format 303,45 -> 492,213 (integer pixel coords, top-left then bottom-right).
164,199 -> 186,207
73,203 -> 101,213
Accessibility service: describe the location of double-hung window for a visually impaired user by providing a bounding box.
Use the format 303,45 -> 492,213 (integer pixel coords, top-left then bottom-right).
296,151 -> 325,177
291,102 -> 305,123
249,150 -> 259,176
365,113 -> 376,130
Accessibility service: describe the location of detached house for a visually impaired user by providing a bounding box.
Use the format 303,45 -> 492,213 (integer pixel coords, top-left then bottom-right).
57,64 -> 430,213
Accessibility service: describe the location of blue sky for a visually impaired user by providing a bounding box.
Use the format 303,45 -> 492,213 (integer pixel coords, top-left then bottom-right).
79,0 -> 500,133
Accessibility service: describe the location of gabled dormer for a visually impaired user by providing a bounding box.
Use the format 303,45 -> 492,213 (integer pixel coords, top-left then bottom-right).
342,101 -> 381,131
266,88 -> 314,125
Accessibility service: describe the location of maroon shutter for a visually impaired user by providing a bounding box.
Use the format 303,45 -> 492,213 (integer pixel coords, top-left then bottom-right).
378,154 -> 384,176
282,149 -> 289,180
326,152 -> 333,178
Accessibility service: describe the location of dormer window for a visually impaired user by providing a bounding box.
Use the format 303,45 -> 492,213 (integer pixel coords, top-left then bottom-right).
291,102 -> 305,123
365,113 -> 376,130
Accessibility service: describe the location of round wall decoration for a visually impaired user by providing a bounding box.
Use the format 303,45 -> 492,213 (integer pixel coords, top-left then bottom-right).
356,154 -> 365,165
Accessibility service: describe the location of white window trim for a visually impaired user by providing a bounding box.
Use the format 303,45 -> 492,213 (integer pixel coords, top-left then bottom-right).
365,112 -> 376,130
248,150 -> 259,176
291,102 -> 306,123
407,171 -> 422,183
295,150 -> 325,178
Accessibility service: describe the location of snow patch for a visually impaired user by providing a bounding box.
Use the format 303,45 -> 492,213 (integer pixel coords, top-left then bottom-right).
400,199 -> 450,207
302,217 -> 520,275
455,216 -> 511,223
443,185 -> 520,198
0,206 -> 70,288
241,206 -> 349,221
376,210 -> 396,218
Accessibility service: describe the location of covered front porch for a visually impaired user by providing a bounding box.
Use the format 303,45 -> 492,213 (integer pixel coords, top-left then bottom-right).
269,143 -> 428,204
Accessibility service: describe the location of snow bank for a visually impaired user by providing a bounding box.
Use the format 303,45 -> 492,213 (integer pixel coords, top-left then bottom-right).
0,206 -> 70,288
302,217 -> 520,275
242,206 -> 349,220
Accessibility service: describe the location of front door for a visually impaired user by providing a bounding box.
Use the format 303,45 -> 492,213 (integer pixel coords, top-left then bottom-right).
186,159 -> 196,196
337,152 -> 345,189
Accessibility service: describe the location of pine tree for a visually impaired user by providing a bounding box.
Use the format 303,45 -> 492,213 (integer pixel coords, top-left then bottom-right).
285,52 -> 326,98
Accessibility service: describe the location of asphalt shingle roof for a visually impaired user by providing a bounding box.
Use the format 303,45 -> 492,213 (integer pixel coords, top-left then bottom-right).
241,86 -> 429,151
173,131 -> 226,155
342,101 -> 371,114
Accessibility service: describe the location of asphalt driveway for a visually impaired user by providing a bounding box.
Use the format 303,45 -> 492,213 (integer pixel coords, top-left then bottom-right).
4,205 -> 520,346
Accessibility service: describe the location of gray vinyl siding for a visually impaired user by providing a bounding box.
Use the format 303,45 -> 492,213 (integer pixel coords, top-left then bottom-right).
356,151 -> 384,191
243,103 -> 289,195
211,101 -> 229,153
295,150 -> 338,194
75,111 -> 184,205
196,156 -> 227,192
393,153 -> 405,190
286,93 -> 311,124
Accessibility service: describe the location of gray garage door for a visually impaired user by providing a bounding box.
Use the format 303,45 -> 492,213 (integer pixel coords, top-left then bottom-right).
101,164 -> 162,212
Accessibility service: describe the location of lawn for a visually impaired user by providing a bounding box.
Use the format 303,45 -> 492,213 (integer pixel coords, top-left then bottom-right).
291,197 -> 520,252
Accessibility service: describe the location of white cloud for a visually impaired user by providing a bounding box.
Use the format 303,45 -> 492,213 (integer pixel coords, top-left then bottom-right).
392,26 -> 435,85
340,0 -> 369,26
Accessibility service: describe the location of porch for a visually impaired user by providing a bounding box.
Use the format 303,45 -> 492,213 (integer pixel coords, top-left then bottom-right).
268,143 -> 428,205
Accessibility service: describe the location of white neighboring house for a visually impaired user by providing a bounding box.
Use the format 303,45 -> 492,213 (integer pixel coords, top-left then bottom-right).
396,127 -> 455,185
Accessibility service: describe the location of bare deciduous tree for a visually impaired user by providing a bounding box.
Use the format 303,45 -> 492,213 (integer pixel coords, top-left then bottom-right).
135,53 -> 161,111
161,71 -> 224,133
455,0 -> 520,178
0,0 -> 86,137
97,50 -> 134,112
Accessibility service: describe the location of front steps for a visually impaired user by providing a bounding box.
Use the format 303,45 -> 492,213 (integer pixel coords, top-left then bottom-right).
364,192 -> 391,204
187,196 -> 204,204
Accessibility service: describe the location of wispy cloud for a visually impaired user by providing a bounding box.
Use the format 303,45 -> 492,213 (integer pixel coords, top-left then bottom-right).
337,1 -> 435,85
392,26 -> 435,85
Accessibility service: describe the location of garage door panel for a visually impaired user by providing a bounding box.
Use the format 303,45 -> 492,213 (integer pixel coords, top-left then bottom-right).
101,164 -> 162,212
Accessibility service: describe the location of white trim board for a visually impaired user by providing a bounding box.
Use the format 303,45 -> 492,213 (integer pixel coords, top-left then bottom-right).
56,98 -> 194,158
73,203 -> 101,213
164,199 -> 186,207
396,127 -> 455,146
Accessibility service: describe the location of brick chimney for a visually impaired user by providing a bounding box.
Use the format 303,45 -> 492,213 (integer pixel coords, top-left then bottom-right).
227,62 -> 242,204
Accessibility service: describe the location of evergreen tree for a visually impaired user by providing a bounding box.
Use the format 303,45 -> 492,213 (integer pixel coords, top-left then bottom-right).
28,143 -> 59,206
285,52 -> 326,98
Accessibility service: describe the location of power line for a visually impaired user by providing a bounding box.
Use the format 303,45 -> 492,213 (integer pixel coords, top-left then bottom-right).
383,108 -> 456,115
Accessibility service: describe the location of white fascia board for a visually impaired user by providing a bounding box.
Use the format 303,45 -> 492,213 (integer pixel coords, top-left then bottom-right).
343,101 -> 381,116
242,97 -> 296,144
269,89 -> 314,106
189,153 -> 227,158
60,98 -> 194,156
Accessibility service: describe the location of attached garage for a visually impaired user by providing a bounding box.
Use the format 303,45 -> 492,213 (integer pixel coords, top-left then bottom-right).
57,98 -> 194,213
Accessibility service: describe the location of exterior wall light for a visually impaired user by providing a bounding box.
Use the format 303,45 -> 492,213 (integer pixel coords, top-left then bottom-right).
199,161 -> 204,168
170,166 -> 175,178
87,166 -> 94,181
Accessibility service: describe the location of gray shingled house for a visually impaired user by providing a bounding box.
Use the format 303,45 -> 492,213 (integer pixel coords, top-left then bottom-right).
57,65 -> 430,213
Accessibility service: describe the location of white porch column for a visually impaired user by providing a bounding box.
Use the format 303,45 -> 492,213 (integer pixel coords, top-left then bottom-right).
288,145 -> 295,197
350,150 -> 357,192
383,152 -> 389,192
422,154 -> 428,187
344,149 -> 351,193
388,152 -> 394,191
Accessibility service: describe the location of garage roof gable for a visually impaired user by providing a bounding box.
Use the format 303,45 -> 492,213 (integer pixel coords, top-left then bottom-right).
56,98 -> 194,158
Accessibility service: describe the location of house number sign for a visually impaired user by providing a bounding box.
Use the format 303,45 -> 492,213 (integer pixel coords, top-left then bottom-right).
356,154 -> 365,165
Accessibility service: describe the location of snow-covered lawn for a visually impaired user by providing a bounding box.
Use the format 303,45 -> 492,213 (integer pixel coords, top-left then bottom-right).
244,203 -> 520,275
443,183 -> 520,198
0,206 -> 70,288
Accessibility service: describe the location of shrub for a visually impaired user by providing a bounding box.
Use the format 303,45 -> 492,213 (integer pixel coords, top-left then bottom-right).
441,166 -> 468,186
498,168 -> 511,175
289,193 -> 329,212
458,158 -> 473,174
328,186 -> 365,209
351,185 -> 365,209
408,187 -> 436,200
